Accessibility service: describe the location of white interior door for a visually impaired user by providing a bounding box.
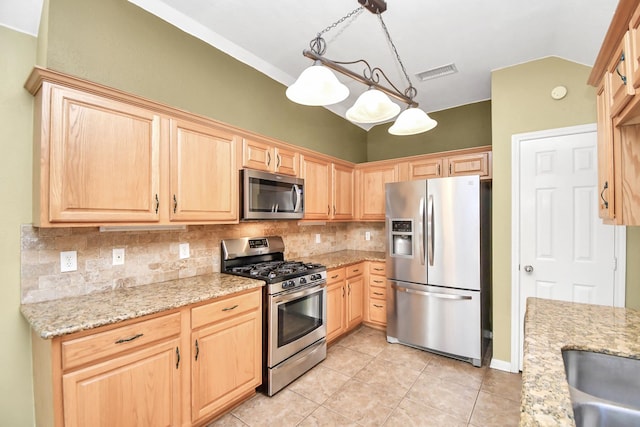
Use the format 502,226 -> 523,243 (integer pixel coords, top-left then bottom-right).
511,124 -> 625,372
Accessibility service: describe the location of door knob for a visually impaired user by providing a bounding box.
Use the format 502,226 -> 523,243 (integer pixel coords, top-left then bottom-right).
524,265 -> 534,273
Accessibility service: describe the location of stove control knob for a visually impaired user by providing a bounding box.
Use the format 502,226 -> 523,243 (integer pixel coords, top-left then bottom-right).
310,274 -> 320,281
299,277 -> 307,284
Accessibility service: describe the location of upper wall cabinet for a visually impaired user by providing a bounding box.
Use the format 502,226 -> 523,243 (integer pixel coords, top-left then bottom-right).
300,154 -> 354,221
589,0 -> 640,225
241,137 -> 298,176
170,118 -> 238,222
37,84 -> 163,225
356,162 -> 400,221
26,67 -> 240,227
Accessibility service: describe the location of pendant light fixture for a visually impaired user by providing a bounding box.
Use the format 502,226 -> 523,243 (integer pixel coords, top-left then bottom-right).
286,0 -> 437,135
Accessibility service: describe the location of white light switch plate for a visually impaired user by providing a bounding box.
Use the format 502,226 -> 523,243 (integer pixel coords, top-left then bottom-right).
365,231 -> 371,241
112,248 -> 125,265
315,234 -> 321,244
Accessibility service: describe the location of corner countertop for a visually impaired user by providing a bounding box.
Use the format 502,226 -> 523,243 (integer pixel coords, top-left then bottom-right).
21,250 -> 385,340
521,297 -> 640,426
21,273 -> 264,339
303,250 -> 385,269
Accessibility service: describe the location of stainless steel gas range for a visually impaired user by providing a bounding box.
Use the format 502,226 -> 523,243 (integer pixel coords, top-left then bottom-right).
221,236 -> 327,396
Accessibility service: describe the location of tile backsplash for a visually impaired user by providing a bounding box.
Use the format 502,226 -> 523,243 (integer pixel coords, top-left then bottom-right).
21,221 -> 385,303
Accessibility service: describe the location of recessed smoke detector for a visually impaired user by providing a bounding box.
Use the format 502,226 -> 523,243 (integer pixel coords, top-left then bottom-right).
416,63 -> 458,81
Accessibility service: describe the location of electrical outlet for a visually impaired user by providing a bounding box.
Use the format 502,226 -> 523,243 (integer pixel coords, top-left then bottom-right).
365,231 -> 371,241
179,243 -> 190,259
60,251 -> 77,272
112,248 -> 125,265
315,234 -> 321,244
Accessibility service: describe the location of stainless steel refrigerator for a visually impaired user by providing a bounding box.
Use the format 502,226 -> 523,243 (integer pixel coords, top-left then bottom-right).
385,175 -> 491,367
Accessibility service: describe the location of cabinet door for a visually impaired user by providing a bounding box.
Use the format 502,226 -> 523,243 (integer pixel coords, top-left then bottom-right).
274,146 -> 299,176
597,79 -> 616,221
630,5 -> 640,89
408,157 -> 443,180
242,138 -> 273,172
359,164 -> 398,220
332,163 -> 355,220
170,119 -> 238,222
326,280 -> 345,343
300,155 -> 332,220
608,32 -> 635,117
49,86 -> 161,223
346,275 -> 364,330
445,152 -> 490,178
191,309 -> 261,422
62,338 -> 181,427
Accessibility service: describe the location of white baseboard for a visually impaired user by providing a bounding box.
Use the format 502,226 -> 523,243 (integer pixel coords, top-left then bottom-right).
489,358 -> 516,373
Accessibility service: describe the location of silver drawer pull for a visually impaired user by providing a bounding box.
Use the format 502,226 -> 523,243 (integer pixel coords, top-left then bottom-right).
222,304 -> 239,312
373,304 -> 383,308
115,333 -> 143,344
373,268 -> 383,271
373,292 -> 384,296
331,274 -> 339,279
373,280 -> 384,284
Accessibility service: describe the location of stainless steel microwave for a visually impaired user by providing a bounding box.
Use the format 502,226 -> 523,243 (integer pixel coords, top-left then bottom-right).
241,169 -> 304,220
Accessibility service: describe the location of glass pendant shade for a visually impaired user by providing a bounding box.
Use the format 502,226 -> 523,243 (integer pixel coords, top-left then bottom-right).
345,88 -> 401,123
286,64 -> 349,106
388,107 -> 438,135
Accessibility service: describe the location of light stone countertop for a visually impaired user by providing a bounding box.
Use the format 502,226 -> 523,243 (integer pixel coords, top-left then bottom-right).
21,273 -> 264,339
521,297 -> 640,426
21,250 -> 385,340
302,250 -> 385,269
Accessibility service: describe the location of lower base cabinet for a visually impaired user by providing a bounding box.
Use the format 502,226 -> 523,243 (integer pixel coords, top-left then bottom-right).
364,262 -> 387,330
30,288 -> 262,427
326,263 -> 365,343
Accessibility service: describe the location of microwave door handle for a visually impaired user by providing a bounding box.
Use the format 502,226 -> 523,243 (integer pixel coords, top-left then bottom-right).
292,184 -> 302,212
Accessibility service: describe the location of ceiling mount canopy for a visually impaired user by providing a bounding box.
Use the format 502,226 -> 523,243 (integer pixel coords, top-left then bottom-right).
286,0 -> 437,136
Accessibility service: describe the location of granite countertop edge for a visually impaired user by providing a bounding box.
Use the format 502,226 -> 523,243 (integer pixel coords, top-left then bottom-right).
21,250 -> 385,340
520,297 -> 640,426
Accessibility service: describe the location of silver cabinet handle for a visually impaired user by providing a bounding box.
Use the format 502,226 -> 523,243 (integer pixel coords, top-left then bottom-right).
391,283 -> 471,300
524,265 -> 534,273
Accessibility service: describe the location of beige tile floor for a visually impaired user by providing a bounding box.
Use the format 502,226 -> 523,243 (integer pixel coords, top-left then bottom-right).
208,326 -> 522,427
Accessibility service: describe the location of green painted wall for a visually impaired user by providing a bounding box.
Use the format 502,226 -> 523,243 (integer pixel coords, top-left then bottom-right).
366,101 -> 492,161
491,56 -> 640,364
43,0 -> 368,163
0,26 -> 36,427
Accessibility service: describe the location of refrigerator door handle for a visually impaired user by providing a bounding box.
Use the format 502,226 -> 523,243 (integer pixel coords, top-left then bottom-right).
419,197 -> 425,265
391,283 -> 472,300
427,195 -> 434,266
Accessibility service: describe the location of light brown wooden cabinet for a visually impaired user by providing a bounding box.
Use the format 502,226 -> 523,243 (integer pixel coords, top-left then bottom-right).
356,163 -> 400,221
190,290 -> 262,424
41,84 -> 162,225
589,0 -> 640,225
325,264 -> 363,343
31,289 -> 262,427
242,137 -> 298,176
170,118 -> 238,222
407,149 -> 491,181
300,154 -> 354,221
345,264 -> 364,330
326,267 -> 347,343
27,68 -> 240,227
406,157 -> 443,180
364,262 -> 387,329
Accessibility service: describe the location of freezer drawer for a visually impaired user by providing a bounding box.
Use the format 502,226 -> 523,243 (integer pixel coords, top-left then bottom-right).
386,280 -> 482,365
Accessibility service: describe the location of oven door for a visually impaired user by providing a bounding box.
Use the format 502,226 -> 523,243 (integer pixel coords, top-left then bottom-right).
268,283 -> 327,367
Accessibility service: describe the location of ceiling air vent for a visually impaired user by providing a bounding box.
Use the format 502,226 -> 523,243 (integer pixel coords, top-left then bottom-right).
416,63 -> 458,81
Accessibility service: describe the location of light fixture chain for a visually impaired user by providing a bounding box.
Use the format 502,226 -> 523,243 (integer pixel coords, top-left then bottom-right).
377,13 -> 416,99
318,6 -> 365,37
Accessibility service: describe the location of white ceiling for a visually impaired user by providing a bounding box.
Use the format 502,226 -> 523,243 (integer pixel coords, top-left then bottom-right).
2,0 -> 619,130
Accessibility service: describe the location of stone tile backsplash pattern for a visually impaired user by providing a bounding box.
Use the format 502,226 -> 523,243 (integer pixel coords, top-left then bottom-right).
21,222 -> 385,303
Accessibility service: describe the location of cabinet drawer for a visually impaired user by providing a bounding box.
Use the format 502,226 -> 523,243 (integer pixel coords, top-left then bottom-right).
346,263 -> 364,278
326,267 -> 345,285
369,300 -> 387,324
192,290 -> 261,329
61,312 -> 181,371
369,285 -> 386,300
368,262 -> 386,277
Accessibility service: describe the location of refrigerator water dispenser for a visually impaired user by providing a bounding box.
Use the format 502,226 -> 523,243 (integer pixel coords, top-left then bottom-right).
390,220 -> 413,257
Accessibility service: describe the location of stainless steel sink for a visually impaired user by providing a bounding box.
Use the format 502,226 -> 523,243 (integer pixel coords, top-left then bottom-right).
562,350 -> 640,427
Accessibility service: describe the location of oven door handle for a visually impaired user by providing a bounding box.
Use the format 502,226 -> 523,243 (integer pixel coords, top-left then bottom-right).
272,282 -> 326,304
